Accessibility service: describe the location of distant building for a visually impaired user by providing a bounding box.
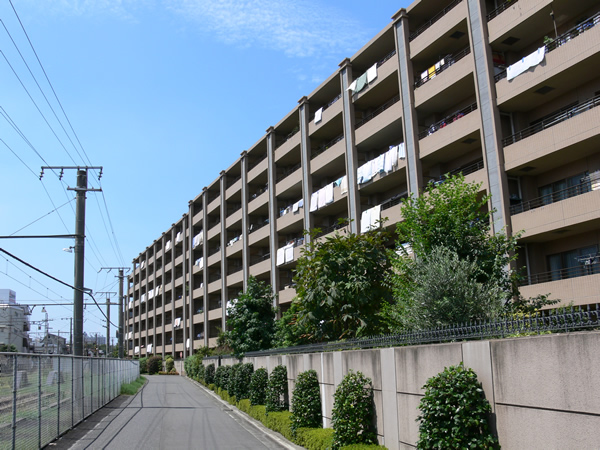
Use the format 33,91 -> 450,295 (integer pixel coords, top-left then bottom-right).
0,290 -> 31,353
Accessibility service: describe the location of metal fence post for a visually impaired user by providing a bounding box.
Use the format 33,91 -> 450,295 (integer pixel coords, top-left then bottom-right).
71,357 -> 74,428
12,354 -> 17,450
57,356 -> 61,437
38,356 -> 42,449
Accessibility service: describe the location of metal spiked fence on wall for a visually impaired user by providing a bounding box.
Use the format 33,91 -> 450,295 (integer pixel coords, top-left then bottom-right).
0,354 -> 139,450
202,305 -> 600,361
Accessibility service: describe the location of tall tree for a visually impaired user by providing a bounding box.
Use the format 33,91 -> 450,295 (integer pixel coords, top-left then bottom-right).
224,276 -> 276,356
289,222 -> 394,343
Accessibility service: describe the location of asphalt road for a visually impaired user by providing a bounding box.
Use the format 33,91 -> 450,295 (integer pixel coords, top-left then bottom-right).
49,375 -> 292,450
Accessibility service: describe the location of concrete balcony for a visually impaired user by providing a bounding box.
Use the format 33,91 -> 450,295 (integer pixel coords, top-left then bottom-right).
355,98 -> 402,146
512,189 -> 600,239
248,224 -> 270,246
277,207 -> 304,233
225,238 -> 243,257
227,269 -> 243,286
504,102 -> 600,171
311,138 -> 345,175
248,157 -> 268,182
419,107 -> 481,159
208,279 -> 221,294
520,273 -> 600,307
249,258 -> 270,277
278,286 -> 296,305
308,97 -> 343,136
225,178 -> 242,200
208,308 -> 223,321
274,132 -> 301,163
207,223 -> 221,241
226,208 -> 243,227
488,0 -> 553,44
276,167 -> 302,195
248,190 -> 268,214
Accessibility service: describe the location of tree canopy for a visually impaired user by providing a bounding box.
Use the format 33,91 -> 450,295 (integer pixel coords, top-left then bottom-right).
224,276 -> 276,356
284,222 -> 394,343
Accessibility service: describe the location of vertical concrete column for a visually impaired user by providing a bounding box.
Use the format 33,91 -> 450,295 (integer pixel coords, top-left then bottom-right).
240,151 -> 250,291
380,348 -> 400,450
161,233 -> 166,358
201,188 -> 209,348
152,240 -> 158,357
466,0 -> 511,235
339,58 -> 361,234
182,214 -> 188,358
187,201 -> 194,355
266,127 -> 279,304
170,226 -> 176,358
393,9 -> 423,196
298,97 -> 314,238
219,172 -> 228,331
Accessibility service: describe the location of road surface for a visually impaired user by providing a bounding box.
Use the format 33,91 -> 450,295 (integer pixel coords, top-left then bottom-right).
50,375 -> 292,449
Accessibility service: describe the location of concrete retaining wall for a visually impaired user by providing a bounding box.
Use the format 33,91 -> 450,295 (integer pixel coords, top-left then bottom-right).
203,332 -> 600,449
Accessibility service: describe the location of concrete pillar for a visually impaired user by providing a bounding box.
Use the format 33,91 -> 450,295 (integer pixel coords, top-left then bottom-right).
381,348 -> 400,450
201,188 -> 209,348
219,172 -> 228,331
298,96 -> 314,237
240,151 -> 250,290
266,127 -> 279,303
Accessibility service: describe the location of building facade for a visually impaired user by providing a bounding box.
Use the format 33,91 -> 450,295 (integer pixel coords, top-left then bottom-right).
0,290 -> 31,353
127,0 -> 600,358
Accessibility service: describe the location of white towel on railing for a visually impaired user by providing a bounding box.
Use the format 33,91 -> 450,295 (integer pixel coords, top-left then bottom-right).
398,142 -> 406,160
317,187 -> 327,208
366,63 -> 378,83
284,244 -> 294,263
276,247 -> 285,266
507,46 -> 546,81
324,183 -> 334,205
340,176 -> 348,194
369,205 -> 381,230
360,209 -> 371,233
314,107 -> 323,124
310,192 -> 319,212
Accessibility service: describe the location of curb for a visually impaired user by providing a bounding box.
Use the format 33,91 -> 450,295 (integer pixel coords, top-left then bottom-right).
184,376 -> 303,450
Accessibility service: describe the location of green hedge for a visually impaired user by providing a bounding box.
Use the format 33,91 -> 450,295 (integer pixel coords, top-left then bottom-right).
295,428 -> 334,450
266,364 -> 288,412
264,411 -> 293,441
291,370 -> 322,436
250,367 -> 268,406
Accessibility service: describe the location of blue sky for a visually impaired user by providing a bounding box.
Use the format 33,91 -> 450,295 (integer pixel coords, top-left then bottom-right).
0,0 -> 408,343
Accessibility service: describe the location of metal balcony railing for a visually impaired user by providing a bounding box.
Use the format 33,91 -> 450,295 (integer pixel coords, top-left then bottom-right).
511,178 -> 594,215
486,0 -> 519,21
418,102 -> 478,140
355,94 -> 401,129
409,0 -> 463,41
311,133 -> 344,160
495,11 -> 600,82
503,94 -> 600,146
276,162 -> 302,183
521,257 -> 600,286
414,47 -> 471,89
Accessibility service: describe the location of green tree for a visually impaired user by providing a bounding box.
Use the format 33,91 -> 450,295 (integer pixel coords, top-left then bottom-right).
290,223 -> 394,343
224,276 -> 276,356
386,174 -> 529,330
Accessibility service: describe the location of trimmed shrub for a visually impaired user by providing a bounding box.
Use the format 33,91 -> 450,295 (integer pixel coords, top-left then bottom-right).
340,445 -> 387,449
266,364 -> 288,413
165,356 -> 175,373
215,365 -> 233,390
205,363 -> 215,385
208,383 -> 216,391
295,427 -> 334,450
291,370 -> 322,436
250,367 -> 269,406
197,363 -> 205,382
138,357 -> 148,374
238,398 -> 252,414
264,411 -> 293,441
234,363 -> 254,400
147,356 -> 163,375
228,363 -> 242,394
417,363 -> 498,449
331,370 -> 377,449
248,404 -> 267,424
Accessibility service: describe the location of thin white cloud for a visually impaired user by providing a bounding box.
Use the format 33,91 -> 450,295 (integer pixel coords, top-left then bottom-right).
19,0 -> 151,21
167,0 -> 370,58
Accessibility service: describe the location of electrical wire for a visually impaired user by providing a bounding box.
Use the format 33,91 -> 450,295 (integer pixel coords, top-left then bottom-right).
9,198 -> 75,236
0,247 -> 117,328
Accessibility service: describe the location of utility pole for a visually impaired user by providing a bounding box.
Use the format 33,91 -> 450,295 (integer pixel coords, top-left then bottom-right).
96,291 -> 116,358
40,166 -> 102,356
100,267 -> 129,358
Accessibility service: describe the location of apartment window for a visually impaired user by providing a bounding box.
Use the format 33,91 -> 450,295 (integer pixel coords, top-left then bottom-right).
547,244 -> 600,281
539,172 -> 590,206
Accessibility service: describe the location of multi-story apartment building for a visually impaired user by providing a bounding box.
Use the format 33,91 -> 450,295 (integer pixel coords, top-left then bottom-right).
0,290 -> 31,353
127,0 -> 600,358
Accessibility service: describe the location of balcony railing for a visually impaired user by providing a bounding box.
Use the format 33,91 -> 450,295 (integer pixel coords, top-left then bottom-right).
250,253 -> 270,266
275,127 -> 300,149
414,47 -> 471,88
311,133 -> 344,160
315,220 -> 347,238
248,153 -> 267,171
248,219 -> 269,234
355,94 -> 401,129
409,0 -> 463,42
486,0 -> 519,22
495,11 -> 600,82
511,178 -> 594,215
502,93 -> 600,146
428,159 -> 485,185
418,102 -> 478,140
276,162 -> 301,183
521,257 -> 600,286
381,193 -> 407,212
309,94 -> 342,122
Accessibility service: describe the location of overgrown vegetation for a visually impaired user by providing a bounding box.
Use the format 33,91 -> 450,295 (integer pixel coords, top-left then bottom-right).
417,363 -> 499,449
233,362 -> 254,400
120,376 -> 146,395
266,364 -> 288,413
147,356 -> 162,375
278,223 -> 394,345
331,371 -> 377,449
204,363 -> 215,385
223,276 -> 277,356
165,356 -> 175,373
291,370 -> 322,436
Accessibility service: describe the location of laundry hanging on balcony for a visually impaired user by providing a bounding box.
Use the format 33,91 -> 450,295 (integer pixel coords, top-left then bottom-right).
507,46 -> 546,81
314,107 -> 323,124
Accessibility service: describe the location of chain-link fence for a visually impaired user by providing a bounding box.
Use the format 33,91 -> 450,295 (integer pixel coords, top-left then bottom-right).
0,354 -> 139,450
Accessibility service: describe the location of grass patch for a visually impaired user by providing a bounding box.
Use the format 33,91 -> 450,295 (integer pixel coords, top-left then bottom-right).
120,376 -> 146,395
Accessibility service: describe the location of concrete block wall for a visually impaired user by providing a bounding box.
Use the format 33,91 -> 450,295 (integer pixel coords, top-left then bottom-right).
200,331 -> 600,449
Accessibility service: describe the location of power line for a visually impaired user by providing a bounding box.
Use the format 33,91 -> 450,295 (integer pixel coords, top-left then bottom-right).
0,137 -> 38,178
0,247 -> 117,328
9,198 -> 75,236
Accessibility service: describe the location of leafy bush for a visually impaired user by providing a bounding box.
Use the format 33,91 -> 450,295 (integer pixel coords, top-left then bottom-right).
266,364 -> 289,413
197,363 -> 205,382
264,411 -> 293,441
205,363 -> 215,385
248,404 -> 267,423
339,445 -> 386,449
250,367 -> 269,406
417,363 -> 498,449
147,356 -> 163,375
331,370 -> 377,449
215,365 -> 232,390
165,356 -> 175,373
238,398 -> 252,414
233,363 -> 254,400
291,370 -> 322,436
228,363 -> 241,394
295,427 -> 334,450
138,357 -> 148,374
